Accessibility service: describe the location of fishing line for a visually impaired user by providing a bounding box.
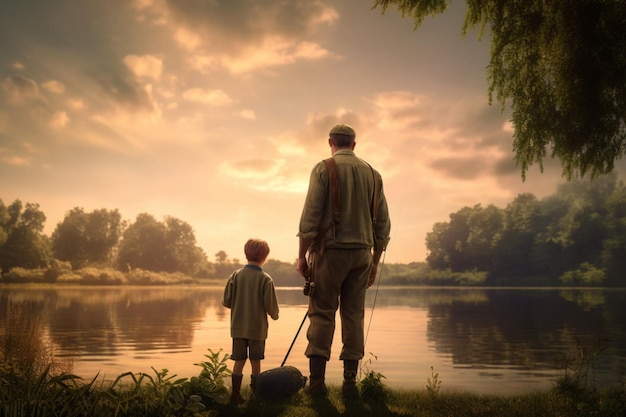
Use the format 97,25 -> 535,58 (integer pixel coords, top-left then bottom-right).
363,153 -> 416,356
364,249 -> 386,349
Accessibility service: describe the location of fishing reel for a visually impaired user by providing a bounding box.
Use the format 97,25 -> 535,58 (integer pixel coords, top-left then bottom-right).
303,279 -> 315,297
302,260 -> 315,297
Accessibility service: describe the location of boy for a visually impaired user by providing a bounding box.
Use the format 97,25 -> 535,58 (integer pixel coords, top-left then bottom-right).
222,238 -> 280,402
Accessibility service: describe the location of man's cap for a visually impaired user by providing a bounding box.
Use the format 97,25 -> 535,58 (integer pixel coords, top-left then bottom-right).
329,123 -> 356,137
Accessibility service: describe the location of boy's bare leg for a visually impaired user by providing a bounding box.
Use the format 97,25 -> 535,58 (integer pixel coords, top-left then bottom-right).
250,359 -> 261,394
233,360 -> 246,375
250,359 -> 261,375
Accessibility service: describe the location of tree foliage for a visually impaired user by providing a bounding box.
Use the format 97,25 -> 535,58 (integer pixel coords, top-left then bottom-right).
116,213 -> 209,276
0,199 -> 51,273
425,173 -> 626,285
373,0 -> 626,178
51,207 -> 124,269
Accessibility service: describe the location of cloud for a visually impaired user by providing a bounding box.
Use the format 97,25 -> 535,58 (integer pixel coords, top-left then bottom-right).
219,157 -> 309,194
182,88 -> 233,106
66,98 -> 86,110
123,54 -> 163,80
90,69 -> 157,114
133,0 -> 338,75
428,157 -> 488,180
8,62 -> 25,71
371,91 -> 424,128
49,111 -> 69,128
219,36 -> 332,75
41,80 -> 66,94
0,77 -> 68,141
162,0 -> 338,41
0,141 -> 43,168
1,76 -> 45,105
0,155 -> 31,167
222,158 -> 283,179
237,109 -> 256,120
357,89 -> 520,185
296,109 -> 363,152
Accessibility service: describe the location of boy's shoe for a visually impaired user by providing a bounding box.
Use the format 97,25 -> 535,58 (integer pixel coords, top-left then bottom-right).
229,374 -> 244,403
229,392 -> 244,404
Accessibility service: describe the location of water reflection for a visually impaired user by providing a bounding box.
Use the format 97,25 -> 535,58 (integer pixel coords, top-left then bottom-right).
0,285 -> 624,394
48,287 -> 215,355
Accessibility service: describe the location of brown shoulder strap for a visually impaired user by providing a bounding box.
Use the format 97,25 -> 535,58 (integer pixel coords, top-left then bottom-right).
370,167 -> 381,225
323,158 -> 340,224
325,157 -> 381,226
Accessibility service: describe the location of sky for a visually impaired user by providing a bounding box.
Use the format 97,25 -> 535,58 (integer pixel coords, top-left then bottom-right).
0,0 -> 601,264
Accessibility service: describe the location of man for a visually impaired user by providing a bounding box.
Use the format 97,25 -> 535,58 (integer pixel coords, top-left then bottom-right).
296,123 -> 391,398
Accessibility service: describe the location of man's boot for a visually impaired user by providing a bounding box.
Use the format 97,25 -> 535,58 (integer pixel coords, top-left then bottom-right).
230,374 -> 244,403
342,359 -> 359,399
305,355 -> 327,397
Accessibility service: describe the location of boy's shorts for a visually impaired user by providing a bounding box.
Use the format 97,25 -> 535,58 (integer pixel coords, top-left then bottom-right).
231,338 -> 266,361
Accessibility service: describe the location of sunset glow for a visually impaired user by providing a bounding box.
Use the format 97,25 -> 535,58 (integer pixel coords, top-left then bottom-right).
1,0 -> 577,264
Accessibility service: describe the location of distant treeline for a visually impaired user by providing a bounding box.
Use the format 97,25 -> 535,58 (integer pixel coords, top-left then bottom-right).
0,198 -> 470,286
2,173 -> 626,286
426,172 -> 626,287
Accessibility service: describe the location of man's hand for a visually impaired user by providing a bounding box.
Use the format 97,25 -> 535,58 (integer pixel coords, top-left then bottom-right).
296,257 -> 309,278
367,263 -> 378,288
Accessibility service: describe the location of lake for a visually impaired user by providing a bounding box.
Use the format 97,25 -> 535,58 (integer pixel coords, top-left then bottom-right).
1,285 -> 625,394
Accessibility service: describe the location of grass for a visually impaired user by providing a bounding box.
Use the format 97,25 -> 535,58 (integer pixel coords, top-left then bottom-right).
222,358 -> 626,417
1,356 -> 624,417
221,385 -> 626,417
1,367 -> 624,417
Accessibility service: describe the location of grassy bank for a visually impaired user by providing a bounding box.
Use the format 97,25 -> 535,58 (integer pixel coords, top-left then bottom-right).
1,372 -> 625,417
1,356 -> 624,417
223,385 -> 626,417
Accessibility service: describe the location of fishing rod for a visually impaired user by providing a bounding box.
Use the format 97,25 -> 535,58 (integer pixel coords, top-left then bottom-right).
364,249 -> 387,350
281,310 -> 308,367
282,253 -> 315,367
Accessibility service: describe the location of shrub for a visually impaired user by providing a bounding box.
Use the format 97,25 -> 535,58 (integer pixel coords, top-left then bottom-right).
77,267 -> 127,285
43,259 -> 72,283
1,267 -> 46,283
126,268 -> 194,285
560,263 -> 606,286
359,353 -> 387,403
190,348 -> 231,406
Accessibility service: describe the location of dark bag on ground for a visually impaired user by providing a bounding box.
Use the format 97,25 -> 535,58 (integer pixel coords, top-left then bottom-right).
255,366 -> 307,401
